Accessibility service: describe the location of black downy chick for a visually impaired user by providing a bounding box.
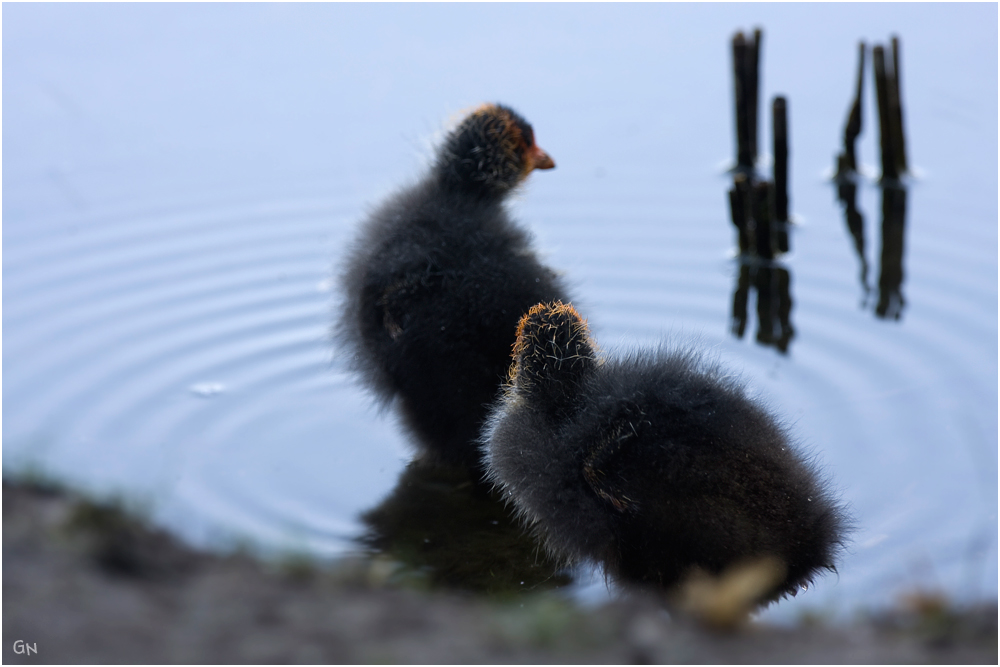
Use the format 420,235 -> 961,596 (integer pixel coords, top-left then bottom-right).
339,104 -> 569,471
481,302 -> 847,605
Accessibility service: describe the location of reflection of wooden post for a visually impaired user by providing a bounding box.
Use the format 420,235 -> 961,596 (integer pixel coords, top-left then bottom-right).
890,36 -> 908,173
772,97 -> 788,222
775,267 -> 793,353
755,266 -> 773,346
877,186 -> 907,319
753,181 -> 773,259
837,179 -> 869,295
873,46 -> 898,181
732,264 -> 794,353
731,264 -> 751,338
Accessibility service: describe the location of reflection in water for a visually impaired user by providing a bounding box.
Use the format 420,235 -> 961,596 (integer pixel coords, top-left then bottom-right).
727,28 -> 795,354
876,185 -> 907,320
835,178 -> 871,302
357,459 -> 570,595
834,37 -> 910,320
731,263 -> 794,354
835,179 -> 909,319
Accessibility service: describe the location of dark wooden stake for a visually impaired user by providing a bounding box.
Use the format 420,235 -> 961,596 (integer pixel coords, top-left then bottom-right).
841,42 -> 866,174
774,221 -> 790,255
772,96 -> 788,222
890,36 -> 908,173
747,28 -> 762,164
873,46 -> 898,181
885,47 -> 904,179
836,153 -> 849,178
732,32 -> 753,169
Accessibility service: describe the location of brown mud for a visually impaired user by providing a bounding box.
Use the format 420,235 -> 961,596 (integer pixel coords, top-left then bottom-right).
4,480 -> 996,664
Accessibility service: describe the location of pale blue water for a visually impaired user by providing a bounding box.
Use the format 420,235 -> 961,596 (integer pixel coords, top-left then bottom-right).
4,3 -> 996,622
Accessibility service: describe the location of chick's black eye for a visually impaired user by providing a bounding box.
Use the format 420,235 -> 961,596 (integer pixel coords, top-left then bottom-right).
523,125 -> 535,147
513,119 -> 535,148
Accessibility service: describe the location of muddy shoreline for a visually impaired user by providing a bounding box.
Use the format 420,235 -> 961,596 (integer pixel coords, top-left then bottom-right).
3,479 -> 995,664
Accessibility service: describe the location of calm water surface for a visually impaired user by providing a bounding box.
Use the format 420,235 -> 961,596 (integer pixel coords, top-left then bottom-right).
4,3 -> 996,622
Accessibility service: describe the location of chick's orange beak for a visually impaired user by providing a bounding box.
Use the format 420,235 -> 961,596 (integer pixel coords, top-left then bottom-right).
528,144 -> 556,171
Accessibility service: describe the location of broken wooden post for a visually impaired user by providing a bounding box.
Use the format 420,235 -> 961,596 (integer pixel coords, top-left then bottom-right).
772,96 -> 788,222
890,36 -> 908,173
873,45 -> 899,181
732,32 -> 753,169
840,42 -> 866,175
748,28 -> 763,164
772,96 -> 790,253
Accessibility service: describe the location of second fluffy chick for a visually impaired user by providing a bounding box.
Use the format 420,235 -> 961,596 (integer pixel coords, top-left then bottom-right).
481,302 -> 847,606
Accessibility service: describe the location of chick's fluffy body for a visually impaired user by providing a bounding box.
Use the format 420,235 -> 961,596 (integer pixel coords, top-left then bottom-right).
483,303 -> 846,601
339,105 -> 568,469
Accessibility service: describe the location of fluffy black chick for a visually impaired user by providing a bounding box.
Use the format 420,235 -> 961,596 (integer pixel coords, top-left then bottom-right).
481,302 -> 847,605
339,104 -> 569,472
